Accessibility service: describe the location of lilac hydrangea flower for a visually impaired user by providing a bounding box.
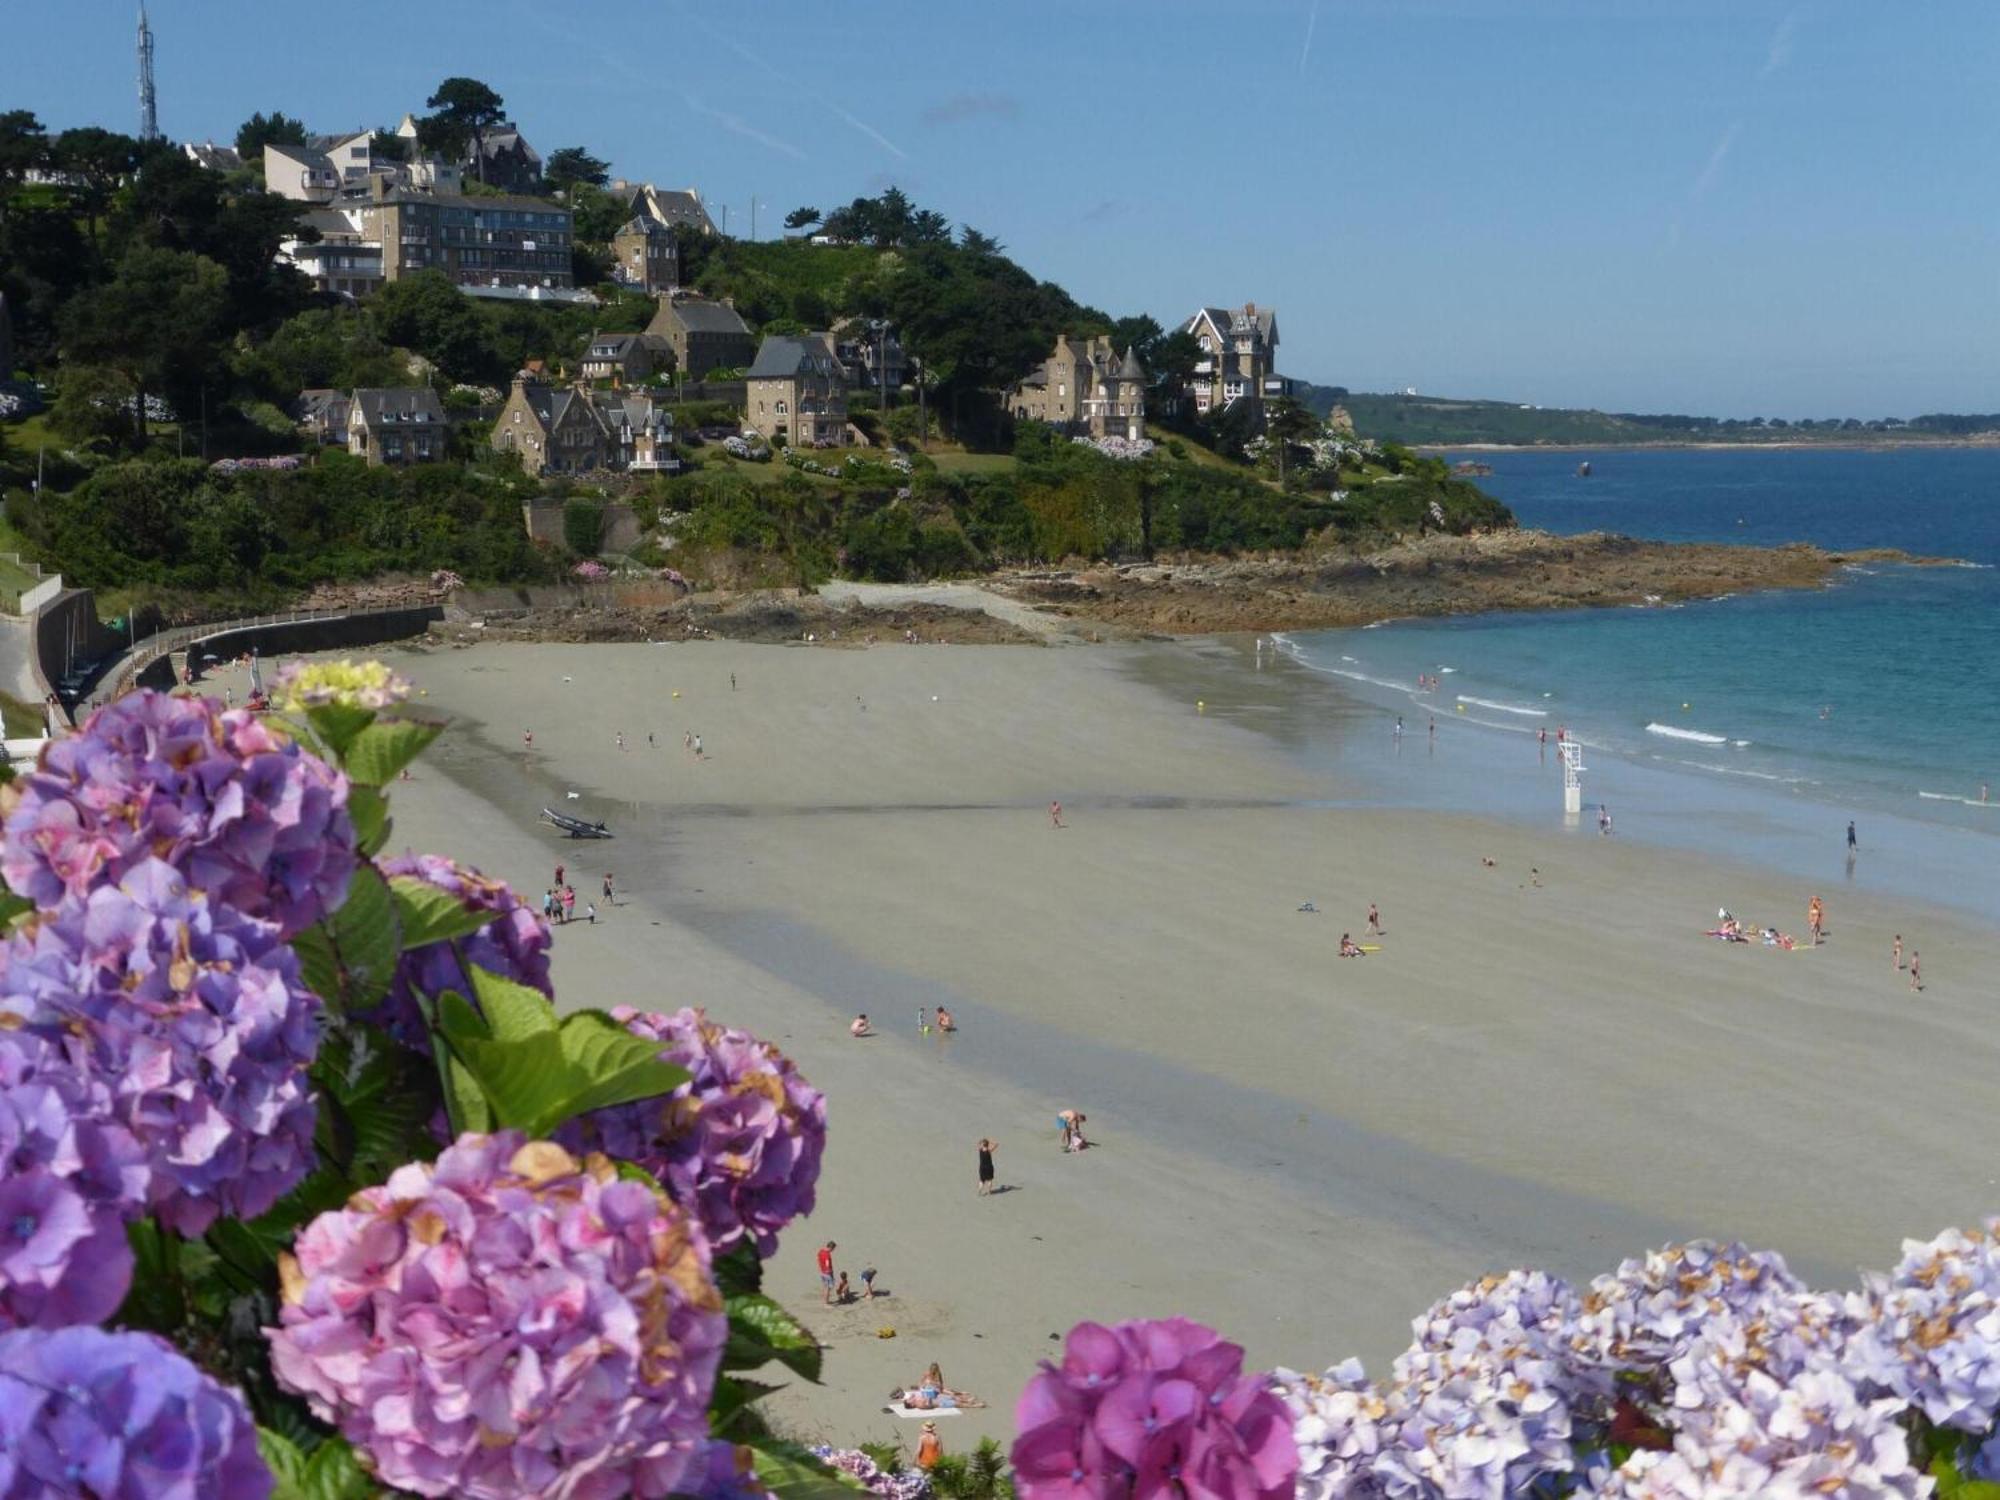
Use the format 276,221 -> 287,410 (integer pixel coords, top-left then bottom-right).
1,689 -> 354,937
1013,1317 -> 1298,1500
3,859 -> 320,1236
1587,1334 -> 1922,1498
1273,1359 -> 1394,1500
556,1007 -> 826,1257
687,1441 -> 775,1500
1846,1218 -> 2000,1432
809,1448 -> 931,1500
0,1027 -> 148,1330
1571,1241 -> 1806,1375
267,1133 -> 727,1500
369,854 -> 552,1049
1375,1269 -> 1605,1500
0,1324 -> 271,1498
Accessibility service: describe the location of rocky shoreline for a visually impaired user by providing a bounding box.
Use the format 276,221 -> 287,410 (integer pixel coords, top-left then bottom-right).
302,530 -> 1944,648
981,530 -> 1940,636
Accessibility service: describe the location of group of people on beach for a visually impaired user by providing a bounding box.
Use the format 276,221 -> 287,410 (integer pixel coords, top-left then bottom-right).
540,862 -> 613,926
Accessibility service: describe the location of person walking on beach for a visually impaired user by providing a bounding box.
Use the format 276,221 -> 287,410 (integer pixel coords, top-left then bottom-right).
977,1138 -> 997,1195
917,1006 -> 928,1035
730,672 -> 737,692
602,872 -> 615,904
1049,800 -> 1065,829
817,1241 -> 837,1303
616,732 -> 625,752
1910,951 -> 1923,992
562,886 -> 577,924
1394,715 -> 1403,741
1599,804 -> 1613,836
1847,821 -> 1858,852
555,862 -> 565,890
1366,902 -> 1384,935
1893,934 -> 1904,970
1807,896 -> 1824,946
585,902 -> 597,925
692,733 -> 703,759
523,728 -> 533,748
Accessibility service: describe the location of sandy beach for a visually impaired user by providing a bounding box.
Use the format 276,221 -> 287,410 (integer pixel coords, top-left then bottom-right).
269,635 -> 2000,1454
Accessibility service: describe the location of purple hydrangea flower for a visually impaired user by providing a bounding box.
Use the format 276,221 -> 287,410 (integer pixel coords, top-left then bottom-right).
1571,1241 -> 1806,1375
0,1026 -> 148,1329
2,859 -> 320,1236
1012,1318 -> 1298,1500
370,854 -> 552,1049
1,690 -> 354,937
1273,1359 -> 1394,1500
809,1447 -> 930,1500
1846,1219 -> 2000,1432
688,1441 -> 776,1500
555,1007 -> 826,1257
267,1133 -> 727,1500
1374,1269 -> 1604,1500
0,1324 -> 271,1498
1587,1335 -> 1921,1498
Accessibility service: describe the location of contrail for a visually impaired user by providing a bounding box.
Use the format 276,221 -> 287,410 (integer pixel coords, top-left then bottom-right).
827,104 -> 908,161
684,6 -> 909,161
1690,120 -> 1741,202
1760,5 -> 1804,79
684,96 -> 808,162
1299,0 -> 1320,74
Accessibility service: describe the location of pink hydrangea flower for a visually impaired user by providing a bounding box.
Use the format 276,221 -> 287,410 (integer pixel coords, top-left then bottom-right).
556,1007 -> 826,1257
1,690 -> 354,938
267,1133 -> 726,1500
1013,1318 -> 1297,1500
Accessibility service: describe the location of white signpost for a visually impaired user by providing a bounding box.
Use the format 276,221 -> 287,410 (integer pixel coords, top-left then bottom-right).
1560,738 -> 1585,814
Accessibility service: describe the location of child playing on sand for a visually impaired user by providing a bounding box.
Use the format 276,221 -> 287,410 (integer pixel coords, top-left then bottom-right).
834,1271 -> 851,1303
1340,934 -> 1365,957
851,1014 -> 873,1037
936,1006 -> 955,1033
862,1266 -> 878,1298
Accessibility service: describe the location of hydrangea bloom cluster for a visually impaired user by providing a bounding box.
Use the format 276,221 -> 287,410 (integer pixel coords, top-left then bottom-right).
556,1007 -> 826,1256
1272,1359 -> 1393,1500
0,1325 -> 271,1498
371,854 -> 552,1048
1570,1240 -> 1806,1375
1375,1270 -> 1604,1499
1588,1336 -> 1923,1498
267,1133 -> 726,1500
2,860 -> 321,1237
0,1027 -> 147,1329
1,689 -> 355,938
1848,1219 -> 2000,1435
688,1441 -> 776,1500
1013,1318 -> 1297,1500
808,1448 -> 932,1500
272,657 -> 411,712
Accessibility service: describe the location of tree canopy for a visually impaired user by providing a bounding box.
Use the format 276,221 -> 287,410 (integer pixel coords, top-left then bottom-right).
421,78 -> 506,179
545,146 -> 609,191
234,112 -> 308,159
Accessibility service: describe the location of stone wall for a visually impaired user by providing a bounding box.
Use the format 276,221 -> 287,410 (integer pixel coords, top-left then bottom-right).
136,607 -> 446,693
35,589 -> 162,714
521,501 -> 643,553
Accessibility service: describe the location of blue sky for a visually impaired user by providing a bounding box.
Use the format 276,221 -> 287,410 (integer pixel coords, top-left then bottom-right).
6,0 -> 1995,416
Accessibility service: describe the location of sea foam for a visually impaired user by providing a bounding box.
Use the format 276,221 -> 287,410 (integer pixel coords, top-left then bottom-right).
1456,695 -> 1547,718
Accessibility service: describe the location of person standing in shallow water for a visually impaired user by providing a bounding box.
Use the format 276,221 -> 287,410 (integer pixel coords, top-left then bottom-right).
977,1138 -> 997,1195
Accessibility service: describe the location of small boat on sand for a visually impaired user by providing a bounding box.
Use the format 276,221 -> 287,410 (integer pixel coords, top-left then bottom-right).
541,807 -> 612,839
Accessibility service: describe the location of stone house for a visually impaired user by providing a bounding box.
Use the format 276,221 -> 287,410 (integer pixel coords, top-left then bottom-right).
1008,334 -> 1147,441
610,216 -> 679,293
1184,304 -> 1291,417
613,181 -> 719,236
579,332 -> 671,385
491,374 -> 677,476
745,334 -> 849,447
645,295 -> 754,378
346,387 -> 447,466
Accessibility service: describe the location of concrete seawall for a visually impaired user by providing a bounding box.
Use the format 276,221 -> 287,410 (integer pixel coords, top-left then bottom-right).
133,606 -> 446,693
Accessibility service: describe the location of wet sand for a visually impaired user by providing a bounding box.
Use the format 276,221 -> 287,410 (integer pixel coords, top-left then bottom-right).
322,637 -> 2000,1452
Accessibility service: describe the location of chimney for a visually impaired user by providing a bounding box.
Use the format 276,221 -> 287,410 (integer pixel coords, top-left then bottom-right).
1245,301 -> 1256,316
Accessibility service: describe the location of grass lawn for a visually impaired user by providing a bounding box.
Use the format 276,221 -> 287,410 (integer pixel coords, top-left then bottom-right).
928,451 -> 1016,476
0,693 -> 46,738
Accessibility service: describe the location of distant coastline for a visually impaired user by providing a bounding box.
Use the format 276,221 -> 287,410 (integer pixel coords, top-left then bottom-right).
1420,436 -> 2000,454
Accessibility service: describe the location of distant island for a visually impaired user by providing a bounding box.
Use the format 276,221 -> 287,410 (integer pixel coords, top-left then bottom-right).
1292,385 -> 2000,449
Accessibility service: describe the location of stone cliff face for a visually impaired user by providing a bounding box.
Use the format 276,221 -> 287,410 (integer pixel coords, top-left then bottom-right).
984,531 -> 1933,635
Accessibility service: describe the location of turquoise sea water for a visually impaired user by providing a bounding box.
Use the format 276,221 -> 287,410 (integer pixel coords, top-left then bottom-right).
1274,447 -> 2000,919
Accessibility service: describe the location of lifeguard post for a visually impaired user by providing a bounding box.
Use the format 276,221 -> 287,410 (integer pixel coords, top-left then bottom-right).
1560,739 -> 1585,815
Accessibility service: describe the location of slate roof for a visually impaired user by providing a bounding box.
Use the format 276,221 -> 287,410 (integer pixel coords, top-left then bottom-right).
660,298 -> 750,337
746,334 -> 840,381
350,387 -> 446,428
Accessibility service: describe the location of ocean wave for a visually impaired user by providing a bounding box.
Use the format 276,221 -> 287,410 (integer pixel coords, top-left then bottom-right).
1645,722 -> 1744,746
1456,695 -> 1547,718
1919,791 -> 1998,807
1675,759 -> 1816,786
1438,666 -> 1457,674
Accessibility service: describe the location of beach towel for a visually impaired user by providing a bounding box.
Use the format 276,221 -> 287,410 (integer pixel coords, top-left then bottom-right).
886,1403 -> 963,1420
